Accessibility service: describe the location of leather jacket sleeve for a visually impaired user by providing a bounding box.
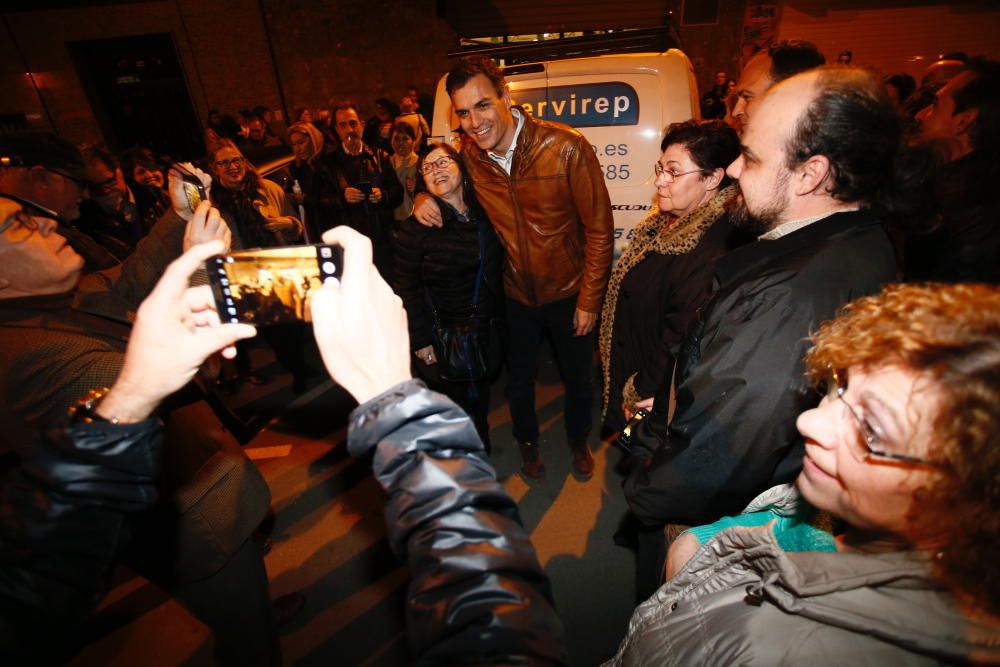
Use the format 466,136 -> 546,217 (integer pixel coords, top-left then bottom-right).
0,415 -> 163,663
348,380 -> 568,666
568,133 -> 614,315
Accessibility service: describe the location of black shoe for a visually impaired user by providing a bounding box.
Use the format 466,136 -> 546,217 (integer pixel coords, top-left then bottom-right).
272,592 -> 305,628
517,440 -> 546,480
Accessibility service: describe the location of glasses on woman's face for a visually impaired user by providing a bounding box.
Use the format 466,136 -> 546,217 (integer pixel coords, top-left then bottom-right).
420,156 -> 456,175
214,157 -> 244,170
653,162 -> 702,182
827,368 -> 942,468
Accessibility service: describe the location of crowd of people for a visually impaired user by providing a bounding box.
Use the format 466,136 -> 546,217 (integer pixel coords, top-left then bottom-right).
0,38 -> 998,667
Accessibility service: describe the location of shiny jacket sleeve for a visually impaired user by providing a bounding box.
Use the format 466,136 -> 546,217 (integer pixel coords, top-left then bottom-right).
568,132 -> 614,315
347,380 -> 568,666
0,416 -> 163,662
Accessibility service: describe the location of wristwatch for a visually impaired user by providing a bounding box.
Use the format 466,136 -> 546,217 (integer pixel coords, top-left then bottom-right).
69,387 -> 120,425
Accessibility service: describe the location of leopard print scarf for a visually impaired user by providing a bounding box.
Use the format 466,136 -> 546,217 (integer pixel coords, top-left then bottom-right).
599,184 -> 738,417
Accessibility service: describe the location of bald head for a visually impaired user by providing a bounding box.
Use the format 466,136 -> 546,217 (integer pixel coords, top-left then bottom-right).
727,66 -> 900,230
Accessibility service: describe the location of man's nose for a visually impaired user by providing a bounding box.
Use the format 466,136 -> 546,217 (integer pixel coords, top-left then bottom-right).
35,215 -> 59,236
726,155 -> 743,180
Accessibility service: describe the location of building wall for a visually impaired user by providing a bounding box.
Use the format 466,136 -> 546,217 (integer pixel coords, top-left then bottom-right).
778,0 -> 1000,80
0,0 -> 456,147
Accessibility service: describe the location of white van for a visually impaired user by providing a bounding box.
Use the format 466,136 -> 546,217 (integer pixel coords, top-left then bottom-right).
430,49 -> 700,255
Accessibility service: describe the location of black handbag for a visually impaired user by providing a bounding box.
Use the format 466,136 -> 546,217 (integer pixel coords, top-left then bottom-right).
426,215 -> 502,383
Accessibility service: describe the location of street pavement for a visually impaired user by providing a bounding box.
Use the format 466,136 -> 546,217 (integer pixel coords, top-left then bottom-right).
69,339 -> 638,667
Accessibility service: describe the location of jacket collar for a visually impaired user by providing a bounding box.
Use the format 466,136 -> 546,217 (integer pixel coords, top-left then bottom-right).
714,209 -> 882,289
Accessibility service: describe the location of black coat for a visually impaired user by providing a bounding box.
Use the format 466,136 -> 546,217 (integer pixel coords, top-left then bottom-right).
604,214 -> 744,433
626,210 -> 897,528
393,199 -> 504,352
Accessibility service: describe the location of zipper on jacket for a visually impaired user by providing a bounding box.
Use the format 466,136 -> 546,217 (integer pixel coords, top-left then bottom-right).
479,150 -> 537,306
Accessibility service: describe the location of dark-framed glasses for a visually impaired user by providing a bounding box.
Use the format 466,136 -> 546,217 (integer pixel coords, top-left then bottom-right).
420,156 -> 456,175
214,157 -> 245,169
653,163 -> 702,181
0,209 -> 41,241
827,368 -> 943,468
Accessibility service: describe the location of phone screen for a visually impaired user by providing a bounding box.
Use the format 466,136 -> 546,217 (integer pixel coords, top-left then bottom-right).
206,244 -> 344,325
182,179 -> 205,210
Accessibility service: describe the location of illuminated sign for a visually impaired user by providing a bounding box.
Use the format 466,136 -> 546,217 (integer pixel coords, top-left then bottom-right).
513,82 -> 639,127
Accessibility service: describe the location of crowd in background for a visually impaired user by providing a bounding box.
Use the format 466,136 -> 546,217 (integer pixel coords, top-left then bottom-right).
1,36 -> 998,667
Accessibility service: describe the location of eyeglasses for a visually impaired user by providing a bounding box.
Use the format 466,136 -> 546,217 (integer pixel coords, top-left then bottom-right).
420,156 -> 456,175
653,163 -> 703,181
827,368 -> 942,468
0,210 -> 40,242
89,175 -> 118,195
214,158 -> 245,169
44,167 -> 89,189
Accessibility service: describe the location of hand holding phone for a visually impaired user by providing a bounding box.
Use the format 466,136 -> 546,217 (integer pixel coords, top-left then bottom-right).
168,162 -> 212,221
309,226 -> 412,404
184,201 -> 231,253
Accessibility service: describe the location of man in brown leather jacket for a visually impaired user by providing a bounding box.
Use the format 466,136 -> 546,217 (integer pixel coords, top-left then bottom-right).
416,56 -> 614,480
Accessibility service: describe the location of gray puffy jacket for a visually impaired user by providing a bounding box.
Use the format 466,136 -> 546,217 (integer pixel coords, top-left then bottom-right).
348,379 -> 568,666
605,485 -> 1000,666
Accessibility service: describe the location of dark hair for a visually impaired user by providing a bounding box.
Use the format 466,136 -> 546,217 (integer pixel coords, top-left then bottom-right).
784,66 -> 899,205
768,40 -> 826,83
81,146 -> 119,171
294,106 -> 312,121
252,104 -> 270,117
660,120 -> 740,188
446,55 -> 506,98
884,73 -> 917,105
950,56 -> 1000,154
332,101 -> 361,117
390,121 -> 416,141
414,142 -> 477,209
119,146 -> 164,179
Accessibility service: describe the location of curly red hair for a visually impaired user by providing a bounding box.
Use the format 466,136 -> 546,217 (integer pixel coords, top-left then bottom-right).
805,282 -> 1000,615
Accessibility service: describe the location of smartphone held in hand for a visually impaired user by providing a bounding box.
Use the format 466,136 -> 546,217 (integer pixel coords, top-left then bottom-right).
207,244 -> 344,326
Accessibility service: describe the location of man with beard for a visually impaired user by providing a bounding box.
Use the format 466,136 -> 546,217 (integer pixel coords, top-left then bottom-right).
624,66 -> 899,599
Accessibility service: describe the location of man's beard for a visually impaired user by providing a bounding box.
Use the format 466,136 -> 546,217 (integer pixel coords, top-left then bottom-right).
731,171 -> 791,237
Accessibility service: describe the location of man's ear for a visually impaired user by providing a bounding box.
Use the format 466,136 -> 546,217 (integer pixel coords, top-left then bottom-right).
27,165 -> 50,188
794,154 -> 832,196
954,106 -> 979,136
502,85 -> 512,108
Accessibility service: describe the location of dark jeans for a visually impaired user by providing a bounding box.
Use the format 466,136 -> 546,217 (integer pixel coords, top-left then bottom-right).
417,360 -> 493,453
127,537 -> 279,667
505,295 -> 594,444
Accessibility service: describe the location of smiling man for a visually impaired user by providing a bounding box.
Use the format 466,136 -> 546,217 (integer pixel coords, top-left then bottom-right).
416,55 -> 614,481
625,66 -> 900,598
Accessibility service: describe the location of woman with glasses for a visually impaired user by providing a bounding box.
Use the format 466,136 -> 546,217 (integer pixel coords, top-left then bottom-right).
599,120 -> 745,437
393,143 -> 504,451
208,140 -> 302,248
606,283 -> 1000,665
